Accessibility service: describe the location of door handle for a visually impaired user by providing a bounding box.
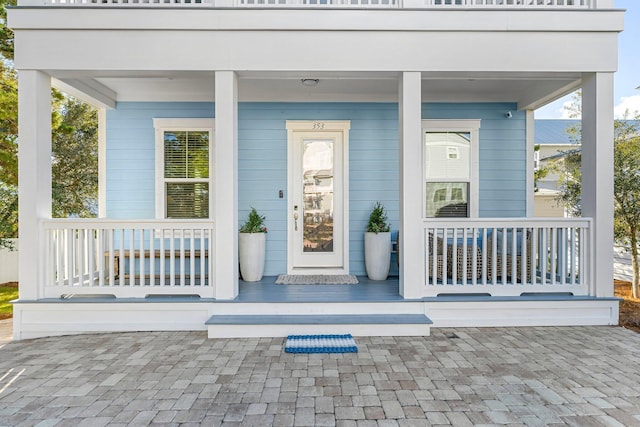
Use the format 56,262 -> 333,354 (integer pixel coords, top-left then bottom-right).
293,205 -> 299,231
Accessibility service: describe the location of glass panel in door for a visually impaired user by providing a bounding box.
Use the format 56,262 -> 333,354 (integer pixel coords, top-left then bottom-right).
302,140 -> 334,253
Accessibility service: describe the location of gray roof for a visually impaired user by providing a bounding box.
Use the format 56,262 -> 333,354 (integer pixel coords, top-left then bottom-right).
534,119 -> 640,145
534,120 -> 579,145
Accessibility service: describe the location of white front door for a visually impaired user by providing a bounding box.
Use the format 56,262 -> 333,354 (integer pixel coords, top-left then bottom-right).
286,121 -> 350,274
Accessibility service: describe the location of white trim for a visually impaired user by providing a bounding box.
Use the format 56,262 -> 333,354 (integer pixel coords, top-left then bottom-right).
98,108 -> 107,218
421,119 -> 481,219
153,118 -> 215,220
526,110 -> 535,217
285,120 -> 350,275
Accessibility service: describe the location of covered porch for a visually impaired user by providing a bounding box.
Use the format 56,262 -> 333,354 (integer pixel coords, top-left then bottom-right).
9,3 -> 622,339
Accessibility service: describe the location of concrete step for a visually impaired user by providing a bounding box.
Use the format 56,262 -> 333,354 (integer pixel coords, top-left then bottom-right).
206,314 -> 432,338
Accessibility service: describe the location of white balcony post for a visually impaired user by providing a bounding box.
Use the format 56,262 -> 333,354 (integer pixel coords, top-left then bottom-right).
214,71 -> 239,299
18,70 -> 52,300
399,72 -> 423,299
581,72 -> 614,297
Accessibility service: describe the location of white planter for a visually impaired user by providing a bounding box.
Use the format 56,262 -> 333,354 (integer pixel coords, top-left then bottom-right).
239,232 -> 266,282
364,231 -> 391,281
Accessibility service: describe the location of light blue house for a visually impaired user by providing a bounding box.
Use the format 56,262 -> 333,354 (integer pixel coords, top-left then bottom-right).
8,0 -> 623,339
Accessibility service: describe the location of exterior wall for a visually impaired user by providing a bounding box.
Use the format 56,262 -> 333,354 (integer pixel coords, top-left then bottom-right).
534,191 -> 565,218
106,102 -> 526,276
424,103 -> 526,217
536,143 -> 573,192
105,102 -> 215,218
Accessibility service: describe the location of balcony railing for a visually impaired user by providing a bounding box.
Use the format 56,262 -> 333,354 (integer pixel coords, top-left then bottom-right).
20,0 -> 602,8
42,219 -> 215,298
423,218 -> 592,297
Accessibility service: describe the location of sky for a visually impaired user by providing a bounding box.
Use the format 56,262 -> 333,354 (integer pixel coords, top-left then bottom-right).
535,0 -> 639,119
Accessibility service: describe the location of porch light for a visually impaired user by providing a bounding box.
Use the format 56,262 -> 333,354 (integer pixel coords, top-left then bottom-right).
301,78 -> 319,87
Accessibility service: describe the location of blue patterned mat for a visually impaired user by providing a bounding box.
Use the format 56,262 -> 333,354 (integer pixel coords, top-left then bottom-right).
285,334 -> 358,354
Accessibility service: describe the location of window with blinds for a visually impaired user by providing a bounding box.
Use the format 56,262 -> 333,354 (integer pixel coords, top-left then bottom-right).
163,130 -> 210,218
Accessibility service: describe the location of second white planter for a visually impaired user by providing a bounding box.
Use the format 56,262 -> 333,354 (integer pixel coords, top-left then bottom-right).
238,232 -> 266,282
364,231 -> 391,281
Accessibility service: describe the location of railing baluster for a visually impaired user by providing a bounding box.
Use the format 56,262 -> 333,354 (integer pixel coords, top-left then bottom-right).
118,229 -> 125,287
140,229 -> 146,287
451,227 -> 457,285
150,228 -> 155,286
511,227 -> 517,282
550,227 -> 557,285
98,229 -> 105,287
160,229 -> 165,287
180,229 -> 186,287
190,231 -> 195,286
88,229 -> 95,286
462,228 -> 468,285
442,228 -> 448,286
66,229 -> 73,286
128,228 -> 135,286
170,229 -> 176,286
56,229 -> 64,287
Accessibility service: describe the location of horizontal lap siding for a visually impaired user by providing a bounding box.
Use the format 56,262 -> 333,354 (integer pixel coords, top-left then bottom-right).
105,102 -> 215,219
423,103 -> 527,218
106,102 -> 526,277
238,103 -> 399,276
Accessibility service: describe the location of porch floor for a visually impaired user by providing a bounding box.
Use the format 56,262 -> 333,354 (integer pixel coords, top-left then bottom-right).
236,275 -> 406,303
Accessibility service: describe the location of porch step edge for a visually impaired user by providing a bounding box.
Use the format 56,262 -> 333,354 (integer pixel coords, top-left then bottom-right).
205,314 -> 432,325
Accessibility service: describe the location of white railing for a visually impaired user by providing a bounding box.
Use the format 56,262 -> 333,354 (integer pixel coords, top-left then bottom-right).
42,219 -> 215,298
21,0 -> 603,8
424,218 -> 591,297
424,0 -> 593,8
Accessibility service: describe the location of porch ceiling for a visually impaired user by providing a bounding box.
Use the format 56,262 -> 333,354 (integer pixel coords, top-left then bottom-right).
51,70 -> 582,111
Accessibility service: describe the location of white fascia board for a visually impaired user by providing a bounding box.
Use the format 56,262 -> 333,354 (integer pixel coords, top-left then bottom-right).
7,8 -> 624,33
53,78 -> 117,109
14,31 -> 620,74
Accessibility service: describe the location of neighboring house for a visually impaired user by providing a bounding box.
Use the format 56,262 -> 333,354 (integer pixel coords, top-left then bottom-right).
8,0 -> 623,340
533,119 -> 580,217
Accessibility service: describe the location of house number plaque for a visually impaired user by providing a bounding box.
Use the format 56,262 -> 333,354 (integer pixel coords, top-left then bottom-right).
312,122 -> 325,130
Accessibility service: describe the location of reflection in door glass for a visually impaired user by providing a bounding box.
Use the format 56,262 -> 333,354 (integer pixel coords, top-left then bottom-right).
302,140 -> 334,253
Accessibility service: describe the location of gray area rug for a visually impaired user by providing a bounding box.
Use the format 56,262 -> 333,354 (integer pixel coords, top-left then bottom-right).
275,274 -> 359,285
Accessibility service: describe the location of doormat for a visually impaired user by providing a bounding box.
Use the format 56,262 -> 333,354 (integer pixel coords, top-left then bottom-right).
275,274 -> 359,285
285,334 -> 358,353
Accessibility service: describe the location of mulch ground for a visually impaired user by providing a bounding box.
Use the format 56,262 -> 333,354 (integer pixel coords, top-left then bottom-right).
615,279 -> 640,334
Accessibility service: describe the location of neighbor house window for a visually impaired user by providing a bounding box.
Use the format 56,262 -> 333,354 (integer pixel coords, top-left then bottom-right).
423,120 -> 480,218
154,118 -> 214,219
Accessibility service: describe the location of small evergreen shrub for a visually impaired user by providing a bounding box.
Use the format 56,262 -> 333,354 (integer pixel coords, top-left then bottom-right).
367,202 -> 390,233
239,207 -> 267,233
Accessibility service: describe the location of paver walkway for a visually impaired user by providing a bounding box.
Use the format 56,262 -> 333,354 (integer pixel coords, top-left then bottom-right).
1,327 -> 640,426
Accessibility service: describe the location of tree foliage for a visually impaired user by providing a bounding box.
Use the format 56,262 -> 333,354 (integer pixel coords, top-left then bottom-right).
51,97 -> 99,218
554,91 -> 640,296
0,66 -> 98,247
0,0 -> 15,61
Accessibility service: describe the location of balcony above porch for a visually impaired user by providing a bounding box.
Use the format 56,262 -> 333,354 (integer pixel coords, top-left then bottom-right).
16,0 -> 614,9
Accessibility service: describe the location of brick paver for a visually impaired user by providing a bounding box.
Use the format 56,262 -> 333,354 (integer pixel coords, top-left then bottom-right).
1,327 -> 640,426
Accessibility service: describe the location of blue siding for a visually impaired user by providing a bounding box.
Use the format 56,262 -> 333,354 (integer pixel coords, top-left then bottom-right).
423,103 -> 526,218
105,102 -> 215,219
106,102 -> 526,276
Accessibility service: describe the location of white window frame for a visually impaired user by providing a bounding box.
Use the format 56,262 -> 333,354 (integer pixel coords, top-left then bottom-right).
153,118 -> 215,219
422,119 -> 481,219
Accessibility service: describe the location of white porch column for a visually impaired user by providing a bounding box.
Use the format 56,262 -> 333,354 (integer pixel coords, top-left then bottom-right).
399,72 -> 423,299
18,70 -> 52,300
581,72 -> 614,297
214,71 -> 239,299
